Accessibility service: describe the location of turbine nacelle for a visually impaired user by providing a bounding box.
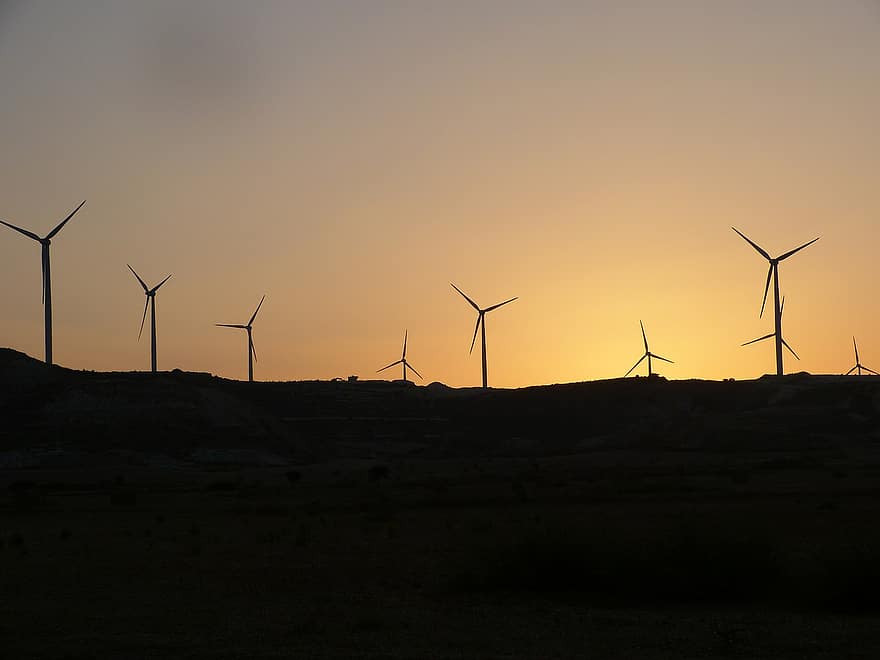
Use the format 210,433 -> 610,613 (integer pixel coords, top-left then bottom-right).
451,283 -> 518,388
215,295 -> 266,382
845,337 -> 878,376
733,227 -> 819,376
0,200 -> 87,365
624,320 -> 674,378
377,330 -> 423,381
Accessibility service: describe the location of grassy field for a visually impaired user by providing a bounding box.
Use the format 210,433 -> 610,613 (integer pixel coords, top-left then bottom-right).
3,454 -> 880,659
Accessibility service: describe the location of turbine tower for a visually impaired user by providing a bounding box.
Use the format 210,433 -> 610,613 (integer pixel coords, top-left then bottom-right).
0,200 -> 86,365
451,283 -> 517,389
128,265 -> 172,373
732,227 -> 819,376
376,330 -> 422,382
216,295 -> 265,383
624,320 -> 674,377
741,296 -> 800,368
845,337 -> 878,376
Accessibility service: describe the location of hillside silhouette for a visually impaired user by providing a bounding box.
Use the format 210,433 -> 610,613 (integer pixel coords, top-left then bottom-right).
2,347 -> 877,468
3,347 -> 880,658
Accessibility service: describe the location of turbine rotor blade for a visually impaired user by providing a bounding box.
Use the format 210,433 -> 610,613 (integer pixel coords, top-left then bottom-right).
777,236 -> 820,262
450,283 -> 480,311
0,219 -> 41,241
742,332 -> 775,347
862,366 -> 880,376
377,359 -> 403,373
248,294 -> 266,326
624,354 -> 647,378
127,264 -> 149,292
45,200 -> 86,239
138,297 -> 149,340
250,334 -> 258,363
469,314 -> 482,354
405,361 -> 423,379
760,264 -> 773,318
216,324 -> 247,328
484,297 -> 518,313
640,320 -> 648,352
651,353 -> 674,364
781,338 -> 800,360
845,366 -> 857,376
853,336 -> 860,364
402,329 -> 407,359
732,227 -> 771,260
152,273 -> 172,292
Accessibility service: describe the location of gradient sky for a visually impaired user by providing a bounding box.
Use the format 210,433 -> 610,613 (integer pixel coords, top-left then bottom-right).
1,1 -> 878,386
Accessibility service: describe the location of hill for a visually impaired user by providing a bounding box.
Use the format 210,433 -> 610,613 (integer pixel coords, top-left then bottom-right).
4,347 -> 880,658
2,346 -> 878,469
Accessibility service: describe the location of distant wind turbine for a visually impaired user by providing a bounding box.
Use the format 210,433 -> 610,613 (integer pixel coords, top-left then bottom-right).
216,295 -> 265,383
742,296 -> 800,367
451,283 -> 517,389
376,330 -> 422,382
128,265 -> 172,373
845,337 -> 878,376
732,227 -> 819,376
0,200 -> 86,365
624,320 -> 674,378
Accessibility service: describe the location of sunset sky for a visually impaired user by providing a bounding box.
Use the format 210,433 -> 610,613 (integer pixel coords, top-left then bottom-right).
1,1 -> 878,387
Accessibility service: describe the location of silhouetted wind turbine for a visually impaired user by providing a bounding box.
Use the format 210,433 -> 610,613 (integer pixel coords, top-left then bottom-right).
732,227 -> 819,376
215,295 -> 265,383
451,283 -> 517,389
742,296 -> 800,367
845,337 -> 877,376
624,320 -> 674,377
0,200 -> 86,365
376,330 -> 422,382
128,265 -> 172,373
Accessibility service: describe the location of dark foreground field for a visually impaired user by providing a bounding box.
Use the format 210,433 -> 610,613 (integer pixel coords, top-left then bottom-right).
2,348 -> 880,658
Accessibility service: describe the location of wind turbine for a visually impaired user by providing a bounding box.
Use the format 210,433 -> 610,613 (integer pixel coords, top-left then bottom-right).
624,320 -> 674,377
732,227 -> 819,376
451,283 -> 517,389
128,265 -> 172,373
0,200 -> 86,365
845,337 -> 878,376
741,296 -> 800,369
376,330 -> 422,382
215,295 -> 265,383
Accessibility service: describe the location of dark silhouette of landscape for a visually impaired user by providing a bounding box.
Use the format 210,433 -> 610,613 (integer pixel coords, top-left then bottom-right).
2,346 -> 880,658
